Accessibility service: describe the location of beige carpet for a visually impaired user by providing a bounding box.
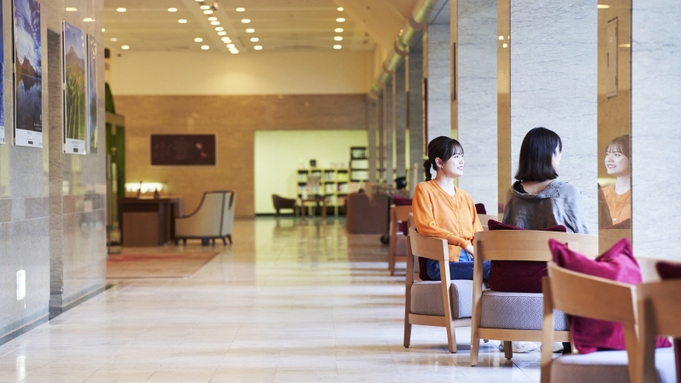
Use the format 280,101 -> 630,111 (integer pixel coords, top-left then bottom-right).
106,252 -> 219,279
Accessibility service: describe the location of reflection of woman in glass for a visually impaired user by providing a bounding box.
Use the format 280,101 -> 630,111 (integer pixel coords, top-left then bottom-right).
602,134 -> 631,226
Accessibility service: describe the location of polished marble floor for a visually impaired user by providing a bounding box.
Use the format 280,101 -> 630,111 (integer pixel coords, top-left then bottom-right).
0,218 -> 543,382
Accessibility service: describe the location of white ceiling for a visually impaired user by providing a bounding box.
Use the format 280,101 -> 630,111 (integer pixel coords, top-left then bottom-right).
103,0 -> 387,55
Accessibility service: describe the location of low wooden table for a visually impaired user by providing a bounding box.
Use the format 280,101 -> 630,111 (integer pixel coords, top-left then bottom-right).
118,197 -> 184,246
300,196 -> 327,220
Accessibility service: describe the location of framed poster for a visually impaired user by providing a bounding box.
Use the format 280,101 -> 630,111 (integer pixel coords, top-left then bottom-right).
62,22 -> 86,154
0,3 -> 5,144
86,35 -> 97,153
150,134 -> 217,166
13,0 -> 42,148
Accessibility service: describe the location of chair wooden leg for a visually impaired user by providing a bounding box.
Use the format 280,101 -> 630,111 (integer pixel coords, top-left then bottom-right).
470,328 -> 480,365
222,237 -> 227,245
403,322 -> 412,348
504,341 -> 513,360
182,239 -> 187,245
446,321 -> 457,353
227,235 -> 232,244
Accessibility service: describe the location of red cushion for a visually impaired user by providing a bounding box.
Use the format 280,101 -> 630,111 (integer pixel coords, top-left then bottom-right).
393,196 -> 412,206
486,220 -> 566,293
655,261 -> 681,382
475,203 -> 486,214
550,238 -> 671,353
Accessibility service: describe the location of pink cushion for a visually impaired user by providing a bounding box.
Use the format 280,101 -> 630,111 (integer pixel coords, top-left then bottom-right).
550,238 -> 671,353
486,220 -> 566,293
475,203 -> 486,214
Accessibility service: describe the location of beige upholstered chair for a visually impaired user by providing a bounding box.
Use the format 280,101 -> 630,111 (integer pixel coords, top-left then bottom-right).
470,230 -> 598,365
635,278 -> 681,383
540,261 -> 640,383
388,204 -> 412,276
175,190 -> 236,245
404,227 -> 476,353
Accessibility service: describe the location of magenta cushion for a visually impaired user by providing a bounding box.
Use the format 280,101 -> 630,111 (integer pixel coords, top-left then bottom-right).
549,238 -> 671,353
393,196 -> 412,206
486,220 -> 566,293
475,203 -> 486,214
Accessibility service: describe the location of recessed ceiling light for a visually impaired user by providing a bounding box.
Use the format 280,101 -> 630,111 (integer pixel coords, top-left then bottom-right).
250,37 -> 259,42
336,18 -> 345,22
195,0 -> 203,2
211,21 -> 220,25
333,45 -> 342,50
83,17 -> 94,22
337,7 -> 344,11
178,19 -> 187,23
201,45 -> 210,50
230,50 -> 239,54
203,10 -> 213,14
222,37 -> 232,43
236,7 -> 245,12
102,28 -> 105,32
66,7 -> 77,12
168,8 -> 177,12
208,16 -> 217,21
110,37 -> 118,42
335,28 -> 343,33
215,26 -> 224,31
502,43 -> 508,48
246,28 -> 255,33
117,7 -> 126,12
218,31 -> 227,36
227,43 -> 235,48
200,5 -> 210,9
254,45 -> 262,50
194,37 -> 203,42
121,45 -> 130,50
334,36 -> 343,41
241,18 -> 251,23
597,4 -> 610,8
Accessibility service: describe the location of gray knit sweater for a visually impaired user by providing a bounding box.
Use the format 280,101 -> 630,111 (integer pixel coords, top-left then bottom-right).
502,179 -> 590,234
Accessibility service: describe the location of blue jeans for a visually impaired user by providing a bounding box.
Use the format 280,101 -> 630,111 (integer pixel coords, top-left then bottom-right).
426,249 -> 491,281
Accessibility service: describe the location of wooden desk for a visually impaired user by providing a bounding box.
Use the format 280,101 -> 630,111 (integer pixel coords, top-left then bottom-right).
300,196 -> 327,220
118,197 -> 184,246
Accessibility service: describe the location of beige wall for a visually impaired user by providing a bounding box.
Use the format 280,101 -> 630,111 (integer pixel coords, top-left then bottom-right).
109,50 -> 374,96
116,95 -> 368,218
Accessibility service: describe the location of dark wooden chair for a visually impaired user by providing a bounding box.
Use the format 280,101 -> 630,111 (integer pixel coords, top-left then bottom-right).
272,194 -> 298,216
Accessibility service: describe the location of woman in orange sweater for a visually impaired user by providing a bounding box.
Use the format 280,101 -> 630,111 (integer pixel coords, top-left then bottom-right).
412,136 -> 490,281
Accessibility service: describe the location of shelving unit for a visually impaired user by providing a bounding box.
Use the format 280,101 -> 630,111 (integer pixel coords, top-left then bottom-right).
350,146 -> 369,183
296,168 -> 350,216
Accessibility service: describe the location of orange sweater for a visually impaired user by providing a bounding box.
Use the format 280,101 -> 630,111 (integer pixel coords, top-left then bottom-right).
602,184 -> 631,225
412,180 -> 482,261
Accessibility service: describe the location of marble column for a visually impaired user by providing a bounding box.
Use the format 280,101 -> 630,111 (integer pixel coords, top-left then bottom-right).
395,65 -> 407,179
407,48 -> 425,193
384,77 -> 395,184
426,19 -> 452,142
631,0 -> 681,260
367,97 -> 378,183
509,0 -> 598,230
456,0 -> 498,213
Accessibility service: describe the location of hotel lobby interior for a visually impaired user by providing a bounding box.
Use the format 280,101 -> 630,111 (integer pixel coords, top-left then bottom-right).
0,0 -> 679,382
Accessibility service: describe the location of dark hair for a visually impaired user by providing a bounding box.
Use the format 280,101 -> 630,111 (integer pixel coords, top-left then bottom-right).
606,134 -> 630,159
423,136 -> 464,181
515,127 -> 562,182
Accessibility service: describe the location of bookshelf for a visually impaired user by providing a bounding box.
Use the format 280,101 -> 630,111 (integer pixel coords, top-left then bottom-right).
296,168 -> 350,216
350,146 -> 369,182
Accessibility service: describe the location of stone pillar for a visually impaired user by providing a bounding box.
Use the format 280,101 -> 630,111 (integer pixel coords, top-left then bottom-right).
631,0 -> 681,260
508,0 -> 598,230
426,20 -> 451,143
407,47 -> 425,193
384,77 -> 394,184
367,97 -> 378,183
456,0 -> 498,212
395,65 -> 407,179
377,93 -> 385,182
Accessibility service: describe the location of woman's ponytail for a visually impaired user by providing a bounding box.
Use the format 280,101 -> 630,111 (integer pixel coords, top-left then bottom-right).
423,160 -> 432,181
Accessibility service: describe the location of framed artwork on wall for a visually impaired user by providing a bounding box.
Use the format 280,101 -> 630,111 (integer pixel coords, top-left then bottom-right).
13,0 -> 42,148
150,134 -> 217,166
87,35 -> 98,154
62,21 -> 86,154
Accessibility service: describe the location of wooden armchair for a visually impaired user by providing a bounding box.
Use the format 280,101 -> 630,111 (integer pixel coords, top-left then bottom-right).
470,230 -> 598,365
404,227 -> 477,353
271,194 -> 298,216
388,204 -> 412,276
